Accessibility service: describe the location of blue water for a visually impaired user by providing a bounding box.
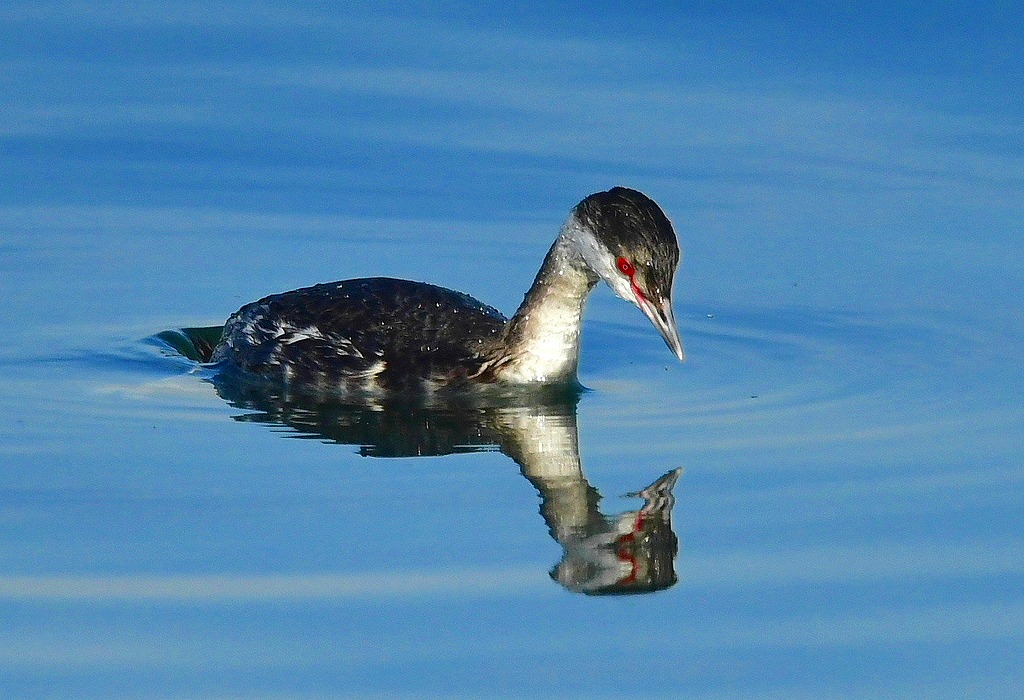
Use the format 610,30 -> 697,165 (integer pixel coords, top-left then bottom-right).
2,3 -> 1023,698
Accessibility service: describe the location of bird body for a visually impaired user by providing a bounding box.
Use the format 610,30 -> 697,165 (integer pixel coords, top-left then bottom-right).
210,187 -> 684,393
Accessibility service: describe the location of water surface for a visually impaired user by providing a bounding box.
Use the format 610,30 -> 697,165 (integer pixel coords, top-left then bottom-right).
2,2 -> 1023,698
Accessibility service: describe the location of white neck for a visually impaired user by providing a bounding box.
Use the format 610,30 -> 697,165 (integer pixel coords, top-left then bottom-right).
494,223 -> 599,384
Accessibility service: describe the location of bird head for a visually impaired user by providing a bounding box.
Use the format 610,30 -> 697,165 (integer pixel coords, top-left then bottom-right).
568,187 -> 685,361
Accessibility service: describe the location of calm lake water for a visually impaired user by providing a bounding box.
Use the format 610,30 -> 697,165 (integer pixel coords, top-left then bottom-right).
2,3 -> 1023,698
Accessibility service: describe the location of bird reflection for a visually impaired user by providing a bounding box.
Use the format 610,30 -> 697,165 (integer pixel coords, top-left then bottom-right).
160,327 -> 682,595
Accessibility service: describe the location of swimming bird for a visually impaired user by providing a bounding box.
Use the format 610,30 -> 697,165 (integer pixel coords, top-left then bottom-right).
210,187 -> 684,392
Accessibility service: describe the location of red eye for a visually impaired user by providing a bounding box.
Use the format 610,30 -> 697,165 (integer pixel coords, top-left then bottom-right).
616,257 -> 635,276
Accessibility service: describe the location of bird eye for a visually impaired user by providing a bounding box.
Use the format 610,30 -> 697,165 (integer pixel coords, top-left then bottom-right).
616,257 -> 635,276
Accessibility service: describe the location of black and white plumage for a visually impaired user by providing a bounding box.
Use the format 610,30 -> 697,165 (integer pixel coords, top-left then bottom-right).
210,187 -> 685,393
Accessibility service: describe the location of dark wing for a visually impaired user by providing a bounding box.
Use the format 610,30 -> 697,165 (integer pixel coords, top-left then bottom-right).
211,277 -> 507,389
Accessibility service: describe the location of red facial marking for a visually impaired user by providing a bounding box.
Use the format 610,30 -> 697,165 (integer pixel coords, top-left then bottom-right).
617,533 -> 639,585
617,257 -> 649,302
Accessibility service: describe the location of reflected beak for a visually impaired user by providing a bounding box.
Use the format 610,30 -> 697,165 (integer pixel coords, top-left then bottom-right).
637,294 -> 686,362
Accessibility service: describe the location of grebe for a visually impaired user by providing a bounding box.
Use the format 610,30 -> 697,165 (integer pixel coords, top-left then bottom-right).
210,187 -> 684,391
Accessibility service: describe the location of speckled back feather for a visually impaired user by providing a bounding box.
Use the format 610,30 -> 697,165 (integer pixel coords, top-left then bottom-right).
211,277 -> 508,391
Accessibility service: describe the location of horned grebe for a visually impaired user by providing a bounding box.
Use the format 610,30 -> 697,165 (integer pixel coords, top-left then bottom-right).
210,187 -> 684,391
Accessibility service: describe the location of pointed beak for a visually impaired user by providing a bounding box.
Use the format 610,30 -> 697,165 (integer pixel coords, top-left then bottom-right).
637,294 -> 686,362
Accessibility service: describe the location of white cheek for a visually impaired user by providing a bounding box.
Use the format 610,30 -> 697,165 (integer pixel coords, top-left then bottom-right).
606,275 -> 640,306
562,217 -> 638,306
